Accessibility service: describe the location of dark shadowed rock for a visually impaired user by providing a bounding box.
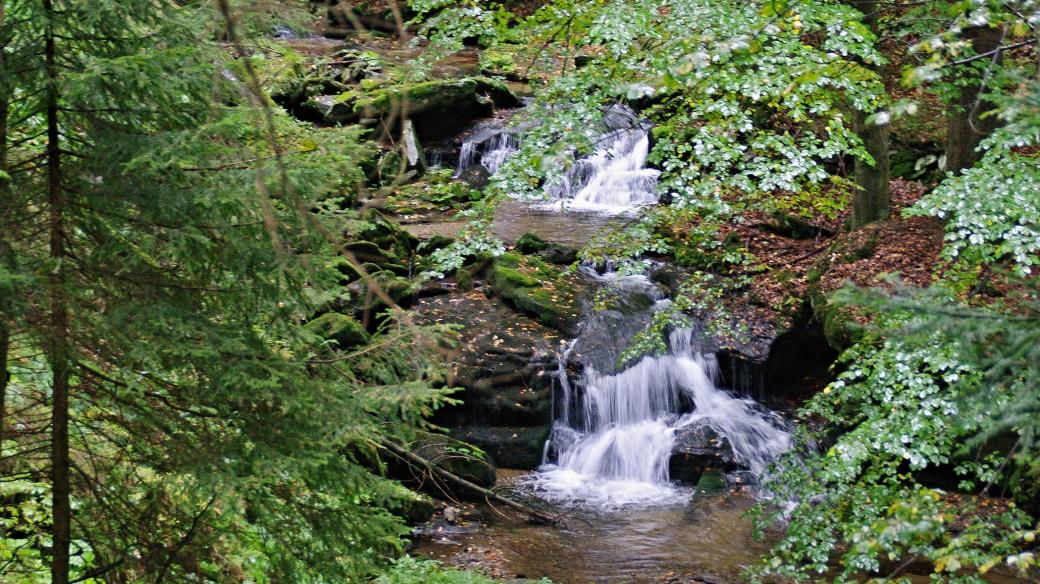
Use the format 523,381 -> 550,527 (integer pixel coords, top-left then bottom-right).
449,426 -> 549,470
413,291 -> 563,469
669,423 -> 738,483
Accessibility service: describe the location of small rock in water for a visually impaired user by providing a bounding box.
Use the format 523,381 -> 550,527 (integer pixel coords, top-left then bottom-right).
443,506 -> 461,524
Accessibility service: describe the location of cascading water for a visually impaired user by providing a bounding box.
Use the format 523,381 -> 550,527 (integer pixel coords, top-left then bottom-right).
546,105 -> 660,212
455,122 -> 521,177
456,104 -> 660,213
453,102 -> 790,507
535,325 -> 791,507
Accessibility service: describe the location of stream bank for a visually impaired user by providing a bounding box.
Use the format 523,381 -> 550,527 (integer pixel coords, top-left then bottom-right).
412,471 -> 777,584
260,17 -> 959,582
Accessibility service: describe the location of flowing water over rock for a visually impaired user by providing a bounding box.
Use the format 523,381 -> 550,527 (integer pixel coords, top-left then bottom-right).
456,104 -> 660,213
536,321 -> 791,507
453,104 -> 792,507
455,119 -> 522,177
415,104 -> 794,581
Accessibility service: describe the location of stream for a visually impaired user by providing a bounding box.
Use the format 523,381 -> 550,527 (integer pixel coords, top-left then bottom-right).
414,105 -> 793,583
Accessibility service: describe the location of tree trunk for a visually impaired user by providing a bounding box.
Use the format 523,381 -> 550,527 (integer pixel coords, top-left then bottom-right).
0,0 -> 9,473
44,1 -> 71,582
851,109 -> 891,228
849,0 -> 890,229
945,26 -> 1003,174
0,320 -> 8,472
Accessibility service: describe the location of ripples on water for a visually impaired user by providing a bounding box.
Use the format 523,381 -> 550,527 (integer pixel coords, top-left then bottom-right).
414,490 -> 775,584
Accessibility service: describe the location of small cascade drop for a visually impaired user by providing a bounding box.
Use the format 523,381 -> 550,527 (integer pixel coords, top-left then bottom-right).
547,105 -> 660,212
455,120 -> 521,177
455,104 -> 660,213
535,327 -> 791,507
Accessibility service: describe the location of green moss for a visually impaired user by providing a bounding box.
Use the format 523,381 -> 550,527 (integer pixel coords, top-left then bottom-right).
353,77 -> 517,117
516,232 -> 549,253
345,240 -> 394,263
418,235 -> 453,253
485,256 -> 565,324
329,256 -> 360,284
305,312 -> 369,348
455,267 -> 475,290
490,265 -> 540,289
812,292 -> 862,352
358,209 -> 419,260
495,251 -> 522,268
695,471 -> 729,495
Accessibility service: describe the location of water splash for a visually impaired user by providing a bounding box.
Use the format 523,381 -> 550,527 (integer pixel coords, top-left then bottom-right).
455,104 -> 660,213
534,328 -> 790,507
546,106 -> 660,212
455,123 -> 521,177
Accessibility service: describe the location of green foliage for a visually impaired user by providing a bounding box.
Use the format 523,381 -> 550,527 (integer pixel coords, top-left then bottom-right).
908,101 -> 1040,276
0,1 -> 458,582
753,3 -> 1040,580
457,0 -> 883,212
376,556 -> 553,584
756,282 -> 1040,582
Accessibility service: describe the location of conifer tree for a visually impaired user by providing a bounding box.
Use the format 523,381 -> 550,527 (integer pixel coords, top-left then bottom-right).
0,1 -> 453,581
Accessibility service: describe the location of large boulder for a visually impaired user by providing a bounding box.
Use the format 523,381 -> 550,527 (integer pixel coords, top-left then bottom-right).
449,426 -> 549,470
413,290 -> 563,469
482,253 -> 583,335
313,77 -> 521,141
668,423 -> 739,483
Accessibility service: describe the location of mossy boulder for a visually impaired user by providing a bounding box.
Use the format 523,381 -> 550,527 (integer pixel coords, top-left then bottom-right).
812,292 -> 861,352
695,471 -> 729,495
358,209 -> 419,261
487,256 -> 553,320
352,77 -> 521,141
344,240 -> 395,265
516,232 -> 549,253
490,264 -> 540,289
305,312 -> 370,348
456,252 -> 580,333
515,232 -> 577,265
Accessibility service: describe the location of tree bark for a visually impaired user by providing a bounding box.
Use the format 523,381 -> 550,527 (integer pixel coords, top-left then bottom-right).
945,26 -> 1003,174
849,0 -> 890,229
44,1 -> 71,582
0,0 -> 10,473
851,110 -> 891,228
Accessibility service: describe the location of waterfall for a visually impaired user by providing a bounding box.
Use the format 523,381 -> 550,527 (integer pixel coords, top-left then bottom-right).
546,105 -> 660,212
456,104 -> 660,212
455,125 -> 520,177
453,104 -> 788,507
534,328 -> 791,507
454,113 -> 516,176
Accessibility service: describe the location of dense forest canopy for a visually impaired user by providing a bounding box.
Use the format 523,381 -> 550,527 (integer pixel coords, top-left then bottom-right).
1,0 -> 1038,583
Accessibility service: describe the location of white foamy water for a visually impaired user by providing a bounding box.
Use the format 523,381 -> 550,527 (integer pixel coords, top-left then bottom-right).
456,104 -> 660,213
533,329 -> 791,507
546,105 -> 660,212
455,125 -> 520,176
